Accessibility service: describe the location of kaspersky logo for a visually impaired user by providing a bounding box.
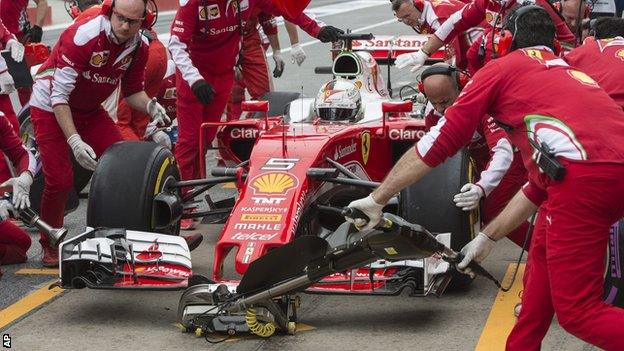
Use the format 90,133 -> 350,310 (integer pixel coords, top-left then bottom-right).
250,172 -> 298,195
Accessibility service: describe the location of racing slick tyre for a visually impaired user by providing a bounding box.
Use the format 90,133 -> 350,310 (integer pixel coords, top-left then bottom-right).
87,141 -> 180,235
253,91 -> 302,119
399,149 -> 475,288
19,111 -> 91,214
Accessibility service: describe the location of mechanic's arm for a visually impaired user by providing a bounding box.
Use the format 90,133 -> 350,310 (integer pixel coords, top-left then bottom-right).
482,190 -> 538,241
258,0 -> 342,42
285,21 -> 300,45
124,91 -> 151,114
34,0 -> 49,28
285,21 -> 307,66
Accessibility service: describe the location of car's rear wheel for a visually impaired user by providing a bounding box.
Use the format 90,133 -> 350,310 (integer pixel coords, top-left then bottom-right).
87,141 -> 180,234
399,149 -> 476,288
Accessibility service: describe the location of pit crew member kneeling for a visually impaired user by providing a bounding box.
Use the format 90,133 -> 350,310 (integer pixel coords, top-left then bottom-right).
29,0 -> 201,267
420,64 -> 528,248
348,6 -> 624,350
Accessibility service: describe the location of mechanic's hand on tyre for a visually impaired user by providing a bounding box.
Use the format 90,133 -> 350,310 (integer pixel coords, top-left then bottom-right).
453,183 -> 484,211
395,50 -> 428,72
290,44 -> 307,66
457,232 -> 496,277
317,26 -> 344,43
272,50 -> 285,78
146,97 -> 171,126
0,171 -> 33,210
67,134 -> 98,171
0,199 -> 14,221
0,70 -> 15,94
27,25 -> 43,43
6,39 -> 24,62
345,194 -> 384,231
151,130 -> 172,149
191,79 -> 215,105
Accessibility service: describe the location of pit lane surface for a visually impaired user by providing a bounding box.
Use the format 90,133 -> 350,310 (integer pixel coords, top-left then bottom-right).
1,1 -> 594,349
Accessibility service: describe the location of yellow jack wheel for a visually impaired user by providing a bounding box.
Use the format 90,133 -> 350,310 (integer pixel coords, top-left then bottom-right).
195,327 -> 203,337
287,321 -> 296,335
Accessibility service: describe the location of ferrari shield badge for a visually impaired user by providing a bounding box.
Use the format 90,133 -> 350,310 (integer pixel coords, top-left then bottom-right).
361,131 -> 371,165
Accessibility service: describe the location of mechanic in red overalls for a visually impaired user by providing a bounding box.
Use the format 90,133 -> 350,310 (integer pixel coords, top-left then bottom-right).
0,111 -> 36,279
553,0 -> 589,36
0,0 -> 48,106
564,17 -> 624,109
392,0 -> 484,70
420,64 -> 528,248
169,0 -> 343,221
28,0 -> 172,266
395,0 -> 576,74
348,7 -> 624,349
225,10 -> 282,121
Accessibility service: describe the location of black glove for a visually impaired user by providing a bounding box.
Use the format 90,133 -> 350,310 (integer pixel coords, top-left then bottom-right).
317,26 -> 344,43
28,25 -> 43,43
191,80 -> 215,105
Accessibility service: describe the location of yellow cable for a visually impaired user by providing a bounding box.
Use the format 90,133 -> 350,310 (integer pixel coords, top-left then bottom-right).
245,308 -> 276,338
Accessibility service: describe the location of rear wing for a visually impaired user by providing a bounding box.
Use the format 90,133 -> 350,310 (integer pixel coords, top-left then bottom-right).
351,34 -> 446,64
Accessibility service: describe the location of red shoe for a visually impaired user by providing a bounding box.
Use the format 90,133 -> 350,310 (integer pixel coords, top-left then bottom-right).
42,246 -> 59,268
180,218 -> 197,230
182,233 -> 204,251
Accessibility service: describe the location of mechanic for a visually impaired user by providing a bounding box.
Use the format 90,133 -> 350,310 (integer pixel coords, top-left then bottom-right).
348,6 -> 624,349
395,0 -> 576,74
27,0 -> 197,267
392,0 -> 483,70
0,111 -> 36,279
564,17 -> 624,109
315,79 -> 363,122
554,0 -> 590,35
225,10 -> 284,121
420,64 -> 528,248
169,0 -> 344,225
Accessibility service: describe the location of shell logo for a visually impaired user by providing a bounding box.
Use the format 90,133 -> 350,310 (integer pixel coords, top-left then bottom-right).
250,172 -> 298,195
616,49 -> 624,62
567,69 -> 597,86
198,6 -> 207,20
89,51 -> 109,67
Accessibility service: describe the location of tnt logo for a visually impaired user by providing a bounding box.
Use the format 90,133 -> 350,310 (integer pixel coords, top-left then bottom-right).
3,334 -> 11,348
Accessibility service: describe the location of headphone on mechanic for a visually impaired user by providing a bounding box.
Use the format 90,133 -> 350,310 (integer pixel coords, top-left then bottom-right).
417,65 -> 470,95
100,0 -> 157,30
495,4 -> 561,57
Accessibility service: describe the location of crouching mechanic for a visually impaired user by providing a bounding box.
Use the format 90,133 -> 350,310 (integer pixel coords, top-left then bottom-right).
0,112 -> 36,278
348,6 -> 624,349
28,0 -> 199,267
169,0 -> 343,201
420,64 -> 529,248
564,17 -> 624,109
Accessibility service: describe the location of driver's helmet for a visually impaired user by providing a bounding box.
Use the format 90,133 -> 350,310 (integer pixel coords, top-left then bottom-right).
315,80 -> 362,122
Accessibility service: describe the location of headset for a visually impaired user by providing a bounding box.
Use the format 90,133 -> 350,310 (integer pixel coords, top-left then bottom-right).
417,65 -> 470,95
100,0 -> 156,30
495,5 -> 556,57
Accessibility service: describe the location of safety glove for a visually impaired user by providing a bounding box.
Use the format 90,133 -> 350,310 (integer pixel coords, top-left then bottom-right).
0,70 -> 15,94
5,39 -> 24,62
0,199 -> 14,221
191,79 -> 215,105
28,25 -> 43,43
0,171 -> 33,210
272,49 -> 286,78
457,232 -> 496,277
67,134 -> 97,171
453,183 -> 484,211
395,50 -> 428,72
345,194 -> 384,231
146,97 -> 171,127
317,26 -> 344,43
290,44 -> 307,66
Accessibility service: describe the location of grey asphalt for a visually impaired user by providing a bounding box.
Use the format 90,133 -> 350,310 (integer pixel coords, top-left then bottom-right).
1,1 -> 594,350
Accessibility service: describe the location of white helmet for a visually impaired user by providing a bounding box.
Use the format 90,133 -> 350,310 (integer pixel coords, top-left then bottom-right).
315,80 -> 362,122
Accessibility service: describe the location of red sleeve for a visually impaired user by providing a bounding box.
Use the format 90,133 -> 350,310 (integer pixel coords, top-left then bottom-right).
433,0 -> 484,44
0,17 -> 16,47
415,61 -> 501,167
521,180 -> 547,206
258,12 -> 278,36
121,39 -> 149,98
257,0 -> 322,38
0,115 -> 33,175
535,0 -> 575,43
169,0 -> 203,87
